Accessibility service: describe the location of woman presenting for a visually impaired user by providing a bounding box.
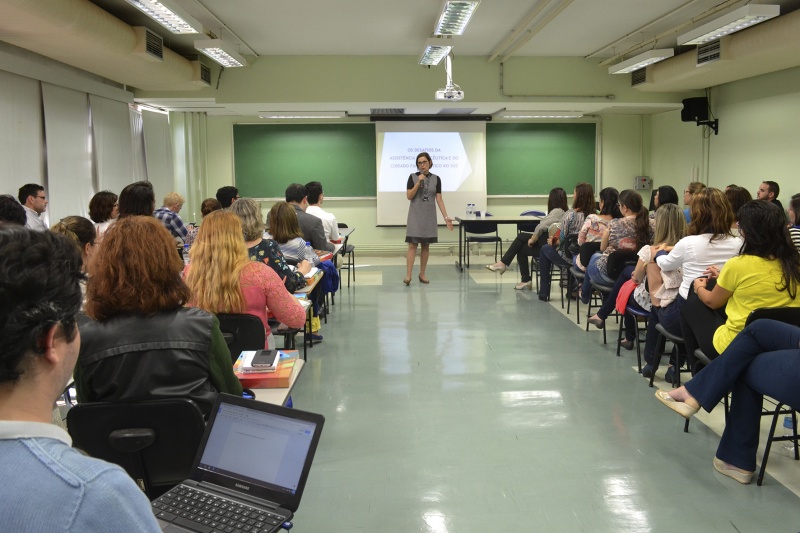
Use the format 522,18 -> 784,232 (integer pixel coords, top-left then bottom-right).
405,151 -> 453,285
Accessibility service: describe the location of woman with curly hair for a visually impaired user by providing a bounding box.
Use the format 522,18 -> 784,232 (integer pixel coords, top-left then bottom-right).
76,216 -> 241,417
184,210 -> 306,350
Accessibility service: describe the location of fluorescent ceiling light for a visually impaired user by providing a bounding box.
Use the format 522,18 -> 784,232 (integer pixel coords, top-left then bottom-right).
123,0 -> 203,34
194,39 -> 247,68
258,112 -> 347,119
434,1 -> 481,35
498,111 -> 583,119
677,4 -> 779,46
419,38 -> 453,65
608,49 -> 674,74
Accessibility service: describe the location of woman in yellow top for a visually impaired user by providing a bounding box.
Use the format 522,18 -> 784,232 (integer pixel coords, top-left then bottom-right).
680,200 -> 800,362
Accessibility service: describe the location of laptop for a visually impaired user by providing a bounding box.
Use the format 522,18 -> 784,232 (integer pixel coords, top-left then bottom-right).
151,393 -> 325,533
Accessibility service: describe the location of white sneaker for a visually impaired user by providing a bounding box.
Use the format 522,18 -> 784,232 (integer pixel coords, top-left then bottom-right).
514,281 -> 532,290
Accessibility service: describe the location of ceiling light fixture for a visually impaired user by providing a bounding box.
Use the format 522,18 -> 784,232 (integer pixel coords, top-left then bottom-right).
608,49 -> 674,74
497,111 -> 583,119
434,1 -> 481,35
123,0 -> 203,34
419,38 -> 453,66
258,112 -> 347,119
677,4 -> 779,46
194,39 -> 247,68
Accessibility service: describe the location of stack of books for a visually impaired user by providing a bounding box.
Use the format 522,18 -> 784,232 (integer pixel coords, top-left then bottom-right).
234,350 -> 299,389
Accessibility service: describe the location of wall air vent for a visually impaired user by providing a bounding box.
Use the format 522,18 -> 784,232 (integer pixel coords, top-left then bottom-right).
191,61 -> 211,87
697,39 -> 721,66
370,108 -> 405,115
133,27 -> 164,62
631,68 -> 647,87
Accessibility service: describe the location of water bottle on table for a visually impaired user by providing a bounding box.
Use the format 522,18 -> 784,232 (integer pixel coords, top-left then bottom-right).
183,242 -> 190,265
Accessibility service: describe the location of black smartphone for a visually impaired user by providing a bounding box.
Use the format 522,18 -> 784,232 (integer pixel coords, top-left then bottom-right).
251,349 -> 277,367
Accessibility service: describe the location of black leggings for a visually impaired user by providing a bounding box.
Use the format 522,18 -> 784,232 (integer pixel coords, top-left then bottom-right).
679,282 -> 726,366
500,233 -> 545,282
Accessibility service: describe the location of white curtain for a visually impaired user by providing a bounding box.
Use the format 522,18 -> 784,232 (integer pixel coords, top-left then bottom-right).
41,83 -> 94,222
0,70 -> 45,202
129,105 -> 148,183
170,111 -> 207,223
142,109 -> 174,205
89,94 -> 134,195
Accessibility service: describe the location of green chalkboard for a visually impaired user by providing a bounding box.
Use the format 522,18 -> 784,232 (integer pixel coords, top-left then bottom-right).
486,123 -> 596,195
233,124 -> 377,198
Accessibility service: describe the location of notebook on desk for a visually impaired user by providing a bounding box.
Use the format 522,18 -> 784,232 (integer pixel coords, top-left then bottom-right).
151,393 -> 325,533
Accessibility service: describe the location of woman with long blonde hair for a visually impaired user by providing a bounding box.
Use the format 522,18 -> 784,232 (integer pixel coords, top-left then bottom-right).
184,210 -> 306,349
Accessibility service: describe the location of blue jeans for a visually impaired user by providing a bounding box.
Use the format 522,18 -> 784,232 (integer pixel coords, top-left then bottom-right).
644,296 -> 686,364
684,319 -> 800,471
538,244 -> 570,298
582,253 -> 614,302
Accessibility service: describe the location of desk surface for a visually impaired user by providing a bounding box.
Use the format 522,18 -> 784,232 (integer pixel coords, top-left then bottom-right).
252,359 -> 305,406
339,227 -> 354,238
454,215 -> 542,224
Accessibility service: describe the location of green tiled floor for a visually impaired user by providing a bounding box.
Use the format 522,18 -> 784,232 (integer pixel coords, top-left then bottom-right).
290,256 -> 800,532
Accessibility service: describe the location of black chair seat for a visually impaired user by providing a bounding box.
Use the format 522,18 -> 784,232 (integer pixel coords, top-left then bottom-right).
67,398 -> 206,499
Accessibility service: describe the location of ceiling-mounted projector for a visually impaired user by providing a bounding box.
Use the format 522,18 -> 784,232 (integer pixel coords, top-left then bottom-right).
435,87 -> 464,101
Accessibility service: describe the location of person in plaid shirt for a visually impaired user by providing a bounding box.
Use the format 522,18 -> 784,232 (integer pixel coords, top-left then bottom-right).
154,192 -> 189,245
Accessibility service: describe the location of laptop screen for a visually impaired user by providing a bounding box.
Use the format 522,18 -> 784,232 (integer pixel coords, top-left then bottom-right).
197,401 -> 317,495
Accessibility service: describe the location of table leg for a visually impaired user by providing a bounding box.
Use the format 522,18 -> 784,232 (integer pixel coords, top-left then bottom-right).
455,223 -> 464,272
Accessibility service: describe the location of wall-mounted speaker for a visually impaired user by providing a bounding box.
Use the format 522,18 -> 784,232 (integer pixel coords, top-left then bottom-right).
681,97 -> 709,122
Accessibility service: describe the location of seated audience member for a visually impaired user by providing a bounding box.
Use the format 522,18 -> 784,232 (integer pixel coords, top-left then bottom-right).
76,216 -> 241,418
185,197 -> 222,247
656,319 -> 800,484
651,188 -> 742,380
537,183 -> 596,301
724,185 -> 752,234
0,226 -> 161,532
485,187 -> 568,290
789,195 -> 800,250
680,200 -> 800,362
582,189 -> 653,303
117,181 -> 155,218
649,185 -> 679,220
215,186 -> 239,208
756,180 -> 782,211
154,192 -> 189,245
575,187 -> 622,275
184,210 -> 306,351
587,204 -> 685,363
305,181 -> 340,242
50,216 -> 96,273
285,183 -> 334,253
269,201 -> 321,266
682,182 -> 706,223
88,191 -> 118,244
0,194 -> 26,225
231,197 -> 310,293
17,183 -> 48,231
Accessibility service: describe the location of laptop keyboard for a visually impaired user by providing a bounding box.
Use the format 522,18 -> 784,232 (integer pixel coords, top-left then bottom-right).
152,485 -> 286,533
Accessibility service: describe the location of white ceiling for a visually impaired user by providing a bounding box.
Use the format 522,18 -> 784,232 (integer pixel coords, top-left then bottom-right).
91,0 -> 800,59
12,0 -> 800,116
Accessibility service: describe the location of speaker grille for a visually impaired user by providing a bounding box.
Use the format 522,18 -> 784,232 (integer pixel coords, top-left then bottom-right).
631,68 -> 647,86
697,40 -> 720,66
199,63 -> 211,84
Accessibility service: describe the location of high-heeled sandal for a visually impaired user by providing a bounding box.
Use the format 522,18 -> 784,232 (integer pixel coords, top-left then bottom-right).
403,278 -> 411,286
418,275 -> 430,284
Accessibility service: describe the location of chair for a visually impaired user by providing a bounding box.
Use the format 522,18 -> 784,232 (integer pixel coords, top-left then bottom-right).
216,313 -> 266,364
567,242 -> 601,321
649,323 -> 688,388
463,214 -> 502,268
66,398 -> 206,499
617,305 -> 648,373
337,222 -> 355,288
